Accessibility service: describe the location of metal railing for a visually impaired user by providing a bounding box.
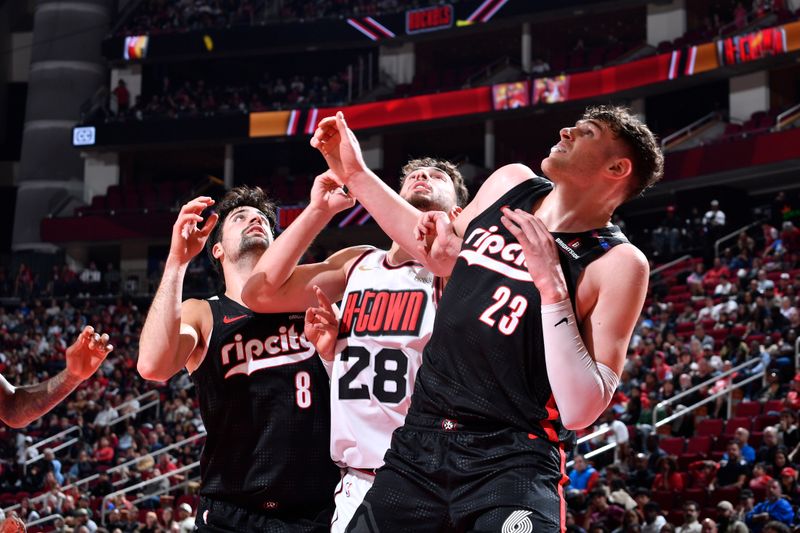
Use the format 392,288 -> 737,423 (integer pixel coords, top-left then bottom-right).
661,112 -> 722,150
568,357 -> 765,468
3,432 -> 206,515
24,513 -> 64,533
714,221 -> 762,258
100,462 -> 200,524
650,254 -> 692,278
773,102 -> 800,132
652,356 -> 764,428
103,390 -> 161,429
24,427 -> 83,470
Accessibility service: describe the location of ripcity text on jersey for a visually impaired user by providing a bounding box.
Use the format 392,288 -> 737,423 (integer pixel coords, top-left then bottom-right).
191,295 -> 339,513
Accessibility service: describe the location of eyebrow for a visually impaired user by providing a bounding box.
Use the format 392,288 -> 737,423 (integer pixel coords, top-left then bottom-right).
230,208 -> 267,220
577,119 -> 603,132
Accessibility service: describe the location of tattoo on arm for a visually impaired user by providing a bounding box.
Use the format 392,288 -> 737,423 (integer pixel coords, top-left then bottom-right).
0,370 -> 82,428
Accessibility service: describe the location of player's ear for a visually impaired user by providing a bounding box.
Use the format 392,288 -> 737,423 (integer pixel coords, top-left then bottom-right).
212,242 -> 224,261
606,156 -> 632,182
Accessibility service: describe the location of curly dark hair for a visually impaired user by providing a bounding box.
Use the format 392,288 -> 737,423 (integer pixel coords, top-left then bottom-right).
400,157 -> 469,207
582,105 -> 664,202
205,186 -> 276,275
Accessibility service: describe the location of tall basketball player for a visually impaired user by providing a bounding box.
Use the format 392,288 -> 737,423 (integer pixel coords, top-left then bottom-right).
137,187 -> 339,532
241,161 -> 467,532
310,108 -> 663,531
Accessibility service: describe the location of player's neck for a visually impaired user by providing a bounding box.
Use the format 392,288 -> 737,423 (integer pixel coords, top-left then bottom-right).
221,256 -> 260,306
386,242 -> 414,265
536,182 -> 617,232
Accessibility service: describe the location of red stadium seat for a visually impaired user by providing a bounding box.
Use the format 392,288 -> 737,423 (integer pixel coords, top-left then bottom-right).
696,418 -> 724,437
660,437 -> 685,456
734,401 -> 762,417
685,436 -> 712,456
762,400 -> 784,414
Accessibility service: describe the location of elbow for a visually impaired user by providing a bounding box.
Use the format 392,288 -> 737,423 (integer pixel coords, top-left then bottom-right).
137,356 -> 171,382
560,409 -> 601,431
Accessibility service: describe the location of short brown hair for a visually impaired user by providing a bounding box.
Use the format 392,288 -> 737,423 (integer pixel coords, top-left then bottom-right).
582,105 -> 664,201
400,157 -> 469,207
206,186 -> 276,275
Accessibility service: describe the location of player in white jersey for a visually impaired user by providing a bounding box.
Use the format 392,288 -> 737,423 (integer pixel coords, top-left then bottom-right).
242,159 -> 468,532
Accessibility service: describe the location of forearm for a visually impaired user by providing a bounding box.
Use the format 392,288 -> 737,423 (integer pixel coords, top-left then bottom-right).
346,169 -> 425,261
0,370 -> 83,428
138,259 -> 188,380
542,300 -> 619,430
243,206 -> 332,308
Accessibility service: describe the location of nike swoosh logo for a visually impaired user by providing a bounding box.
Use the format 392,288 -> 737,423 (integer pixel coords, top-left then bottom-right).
357,265 -> 374,271
223,314 -> 249,324
554,317 -> 568,327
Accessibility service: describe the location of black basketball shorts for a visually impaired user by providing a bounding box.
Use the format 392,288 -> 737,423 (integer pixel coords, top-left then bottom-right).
345,413 -> 569,533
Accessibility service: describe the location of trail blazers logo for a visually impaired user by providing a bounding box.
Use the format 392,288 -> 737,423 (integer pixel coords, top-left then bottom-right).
339,289 -> 427,337
220,324 -> 315,378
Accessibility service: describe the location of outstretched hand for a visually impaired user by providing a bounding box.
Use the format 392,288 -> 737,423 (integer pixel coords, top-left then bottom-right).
310,112 -> 368,184
413,208 -> 463,276
304,286 -> 340,361
66,326 -> 114,382
169,196 -> 219,265
309,170 -> 356,215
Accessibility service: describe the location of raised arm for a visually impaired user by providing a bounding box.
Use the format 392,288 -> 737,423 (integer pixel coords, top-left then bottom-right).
311,112 -> 533,274
138,197 -> 217,382
241,171 -> 366,313
0,326 -> 112,428
501,208 -> 648,429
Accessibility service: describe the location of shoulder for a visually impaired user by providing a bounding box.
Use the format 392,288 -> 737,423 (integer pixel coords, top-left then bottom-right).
454,164 -> 540,236
585,242 -> 649,287
331,245 -> 377,271
181,298 -> 211,330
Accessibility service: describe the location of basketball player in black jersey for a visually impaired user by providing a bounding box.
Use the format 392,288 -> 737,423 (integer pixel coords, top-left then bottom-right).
310,107 -> 663,531
137,187 -> 339,532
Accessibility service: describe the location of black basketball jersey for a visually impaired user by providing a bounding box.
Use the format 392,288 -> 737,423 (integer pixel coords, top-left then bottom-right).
191,294 -> 339,513
407,177 -> 629,442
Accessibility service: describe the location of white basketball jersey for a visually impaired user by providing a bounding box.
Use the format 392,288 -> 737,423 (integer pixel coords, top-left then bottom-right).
330,248 -> 439,469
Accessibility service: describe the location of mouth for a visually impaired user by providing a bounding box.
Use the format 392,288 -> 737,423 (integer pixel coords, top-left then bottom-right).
550,142 -> 568,154
411,182 -> 432,193
245,226 -> 267,236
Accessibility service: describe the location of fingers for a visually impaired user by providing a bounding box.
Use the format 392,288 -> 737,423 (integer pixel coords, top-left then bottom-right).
180,197 -> 214,214
81,325 -> 95,340
197,213 -> 219,237
313,286 -> 334,312
448,206 -> 463,222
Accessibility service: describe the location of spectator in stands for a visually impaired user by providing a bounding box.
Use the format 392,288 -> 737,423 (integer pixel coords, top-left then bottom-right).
746,479 -> 794,531
177,502 -> 194,533
0,326 -> 112,428
750,462 -> 774,490
138,510 -> 161,533
628,452 -> 655,491
777,409 -> 798,448
778,466 -> 799,505
727,427 -> 756,464
652,456 -> 683,491
569,454 -> 600,494
113,79 -> 130,114
688,459 -> 719,490
761,521 -> 791,533
758,427 -> 781,464
584,488 -> 625,531
676,500 -> 702,533
640,501 -> 666,533
717,441 -> 751,489
74,507 -> 97,532
715,500 -> 748,533
699,518 -> 718,532
94,401 -> 119,426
